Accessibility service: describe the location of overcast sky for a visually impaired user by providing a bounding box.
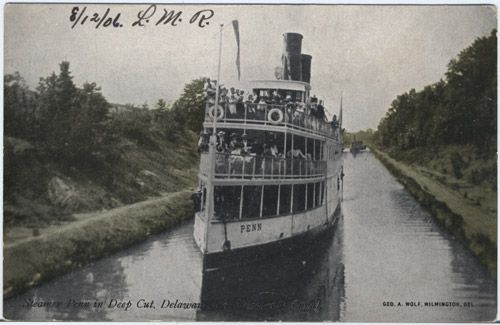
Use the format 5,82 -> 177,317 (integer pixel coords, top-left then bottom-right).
5,4 -> 496,131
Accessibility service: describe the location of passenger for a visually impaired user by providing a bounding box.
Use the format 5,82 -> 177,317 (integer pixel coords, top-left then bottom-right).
266,90 -> 273,103
219,88 -> 227,108
310,103 -> 318,117
204,78 -> 211,89
245,94 -> 256,118
285,95 -> 297,123
270,143 -> 280,157
295,102 -> 306,127
257,98 -> 267,120
228,94 -> 237,115
253,90 -> 261,103
204,79 -> 216,98
241,133 -> 251,155
229,132 -> 241,151
236,91 -> 245,118
287,147 -> 307,159
317,100 -> 326,121
272,91 -> 281,104
331,114 -> 339,128
216,131 -> 228,153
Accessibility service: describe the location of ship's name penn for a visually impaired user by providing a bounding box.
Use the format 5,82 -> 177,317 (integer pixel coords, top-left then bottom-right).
241,223 -> 262,233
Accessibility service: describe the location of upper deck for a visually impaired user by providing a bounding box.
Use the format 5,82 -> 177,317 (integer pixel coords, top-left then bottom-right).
204,79 -> 341,141
204,102 -> 340,141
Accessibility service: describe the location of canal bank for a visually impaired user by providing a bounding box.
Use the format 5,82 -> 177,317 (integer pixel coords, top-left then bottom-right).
370,147 -> 496,276
4,190 -> 194,299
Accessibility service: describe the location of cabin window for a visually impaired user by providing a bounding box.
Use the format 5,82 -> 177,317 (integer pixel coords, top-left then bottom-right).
214,186 -> 241,220
314,182 -> 321,207
307,183 -> 314,210
279,185 -> 292,215
241,186 -> 261,219
262,185 -> 279,217
314,141 -> 321,160
320,181 -> 325,205
293,184 -> 306,213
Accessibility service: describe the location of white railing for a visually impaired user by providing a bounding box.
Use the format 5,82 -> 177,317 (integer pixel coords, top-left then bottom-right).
199,153 -> 326,179
205,103 -> 340,140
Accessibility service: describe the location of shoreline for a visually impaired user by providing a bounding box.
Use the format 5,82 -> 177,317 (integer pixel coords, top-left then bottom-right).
370,147 -> 496,277
4,190 -> 195,300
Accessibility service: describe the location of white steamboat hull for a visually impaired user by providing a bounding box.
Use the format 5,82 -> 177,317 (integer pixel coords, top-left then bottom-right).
194,200 -> 342,272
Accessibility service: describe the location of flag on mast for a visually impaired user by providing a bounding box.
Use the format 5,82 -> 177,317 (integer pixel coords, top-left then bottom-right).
232,20 -> 240,81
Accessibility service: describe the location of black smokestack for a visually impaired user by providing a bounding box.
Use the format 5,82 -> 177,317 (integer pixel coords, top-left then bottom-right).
282,33 -> 303,81
301,54 -> 312,84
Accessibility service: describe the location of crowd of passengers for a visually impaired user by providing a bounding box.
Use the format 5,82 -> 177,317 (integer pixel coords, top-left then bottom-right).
204,79 -> 340,128
198,130 -> 312,160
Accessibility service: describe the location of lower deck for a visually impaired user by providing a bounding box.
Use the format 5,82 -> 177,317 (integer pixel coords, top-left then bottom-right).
194,191 -> 342,256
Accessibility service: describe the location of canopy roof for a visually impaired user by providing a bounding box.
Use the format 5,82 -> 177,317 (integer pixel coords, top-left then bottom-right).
250,80 -> 311,92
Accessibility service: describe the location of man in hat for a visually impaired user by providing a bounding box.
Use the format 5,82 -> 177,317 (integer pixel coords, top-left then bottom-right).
229,132 -> 240,151
216,131 -> 228,153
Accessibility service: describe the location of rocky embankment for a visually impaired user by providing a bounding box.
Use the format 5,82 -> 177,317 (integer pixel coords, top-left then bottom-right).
371,147 -> 496,276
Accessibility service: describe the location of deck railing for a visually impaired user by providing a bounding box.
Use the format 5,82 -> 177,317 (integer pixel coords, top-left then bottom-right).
204,102 -> 340,140
199,152 -> 326,179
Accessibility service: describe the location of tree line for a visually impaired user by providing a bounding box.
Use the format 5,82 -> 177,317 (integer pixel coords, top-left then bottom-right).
5,61 -> 206,171
373,30 -> 497,157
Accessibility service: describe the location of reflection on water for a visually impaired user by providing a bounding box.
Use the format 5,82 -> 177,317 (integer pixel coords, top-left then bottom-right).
4,151 -> 496,321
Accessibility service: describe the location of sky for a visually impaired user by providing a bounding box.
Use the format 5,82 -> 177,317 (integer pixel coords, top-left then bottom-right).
4,4 -> 497,131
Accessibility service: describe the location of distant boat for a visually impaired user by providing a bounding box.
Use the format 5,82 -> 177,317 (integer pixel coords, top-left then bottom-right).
350,137 -> 366,154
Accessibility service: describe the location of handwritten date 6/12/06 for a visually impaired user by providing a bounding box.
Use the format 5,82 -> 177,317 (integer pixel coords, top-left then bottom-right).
70,7 -> 123,29
69,5 -> 214,29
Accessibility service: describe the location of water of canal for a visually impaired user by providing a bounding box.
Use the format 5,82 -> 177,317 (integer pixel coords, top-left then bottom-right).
4,151 -> 497,321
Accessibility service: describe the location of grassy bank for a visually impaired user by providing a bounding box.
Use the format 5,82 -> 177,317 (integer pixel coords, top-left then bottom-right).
4,190 -> 195,299
371,147 -> 496,276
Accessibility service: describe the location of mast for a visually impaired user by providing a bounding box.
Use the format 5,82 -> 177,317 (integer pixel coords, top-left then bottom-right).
203,24 -> 224,254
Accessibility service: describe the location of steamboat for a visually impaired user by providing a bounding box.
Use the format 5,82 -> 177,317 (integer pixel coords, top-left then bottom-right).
193,32 -> 344,273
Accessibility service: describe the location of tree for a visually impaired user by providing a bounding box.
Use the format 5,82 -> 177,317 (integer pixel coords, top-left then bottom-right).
170,78 -> 207,132
67,82 -> 111,165
155,99 -> 167,111
4,72 -> 37,139
375,30 -> 496,156
37,61 -> 79,149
